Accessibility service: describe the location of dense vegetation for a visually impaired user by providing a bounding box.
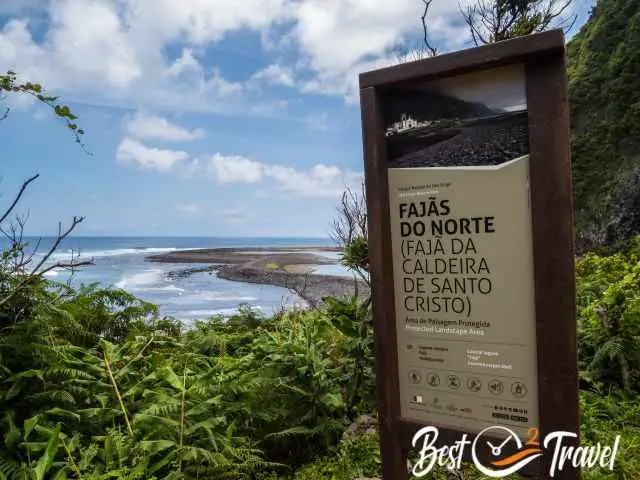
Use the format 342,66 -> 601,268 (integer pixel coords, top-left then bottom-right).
0,247 -> 377,479
0,230 -> 639,479
568,0 -> 640,251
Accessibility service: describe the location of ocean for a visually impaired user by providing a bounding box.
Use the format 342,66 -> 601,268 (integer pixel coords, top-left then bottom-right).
4,237 -> 353,324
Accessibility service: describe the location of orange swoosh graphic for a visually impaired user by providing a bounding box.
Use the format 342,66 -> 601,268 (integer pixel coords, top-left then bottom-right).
490,448 -> 543,467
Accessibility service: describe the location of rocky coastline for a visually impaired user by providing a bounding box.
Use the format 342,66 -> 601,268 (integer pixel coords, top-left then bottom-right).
147,247 -> 370,307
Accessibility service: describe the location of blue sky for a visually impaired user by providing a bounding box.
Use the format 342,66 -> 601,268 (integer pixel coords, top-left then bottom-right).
1,0 -> 595,237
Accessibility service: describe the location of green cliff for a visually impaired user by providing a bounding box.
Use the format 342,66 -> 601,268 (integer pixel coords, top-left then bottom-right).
568,0 -> 640,252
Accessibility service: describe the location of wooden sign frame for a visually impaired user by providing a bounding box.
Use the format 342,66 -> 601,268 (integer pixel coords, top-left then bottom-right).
359,30 -> 579,479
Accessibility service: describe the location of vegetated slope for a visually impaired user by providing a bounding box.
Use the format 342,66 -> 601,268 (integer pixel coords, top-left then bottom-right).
384,89 -> 495,124
568,0 -> 640,252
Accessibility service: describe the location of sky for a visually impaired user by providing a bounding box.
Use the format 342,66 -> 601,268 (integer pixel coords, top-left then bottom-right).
0,0 -> 596,237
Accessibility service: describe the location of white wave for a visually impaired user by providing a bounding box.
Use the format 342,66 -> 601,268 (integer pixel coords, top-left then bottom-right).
43,269 -> 60,277
132,285 -> 186,294
41,246 -> 200,261
182,306 -> 264,318
184,291 -> 257,302
235,250 -> 300,255
115,269 -> 164,290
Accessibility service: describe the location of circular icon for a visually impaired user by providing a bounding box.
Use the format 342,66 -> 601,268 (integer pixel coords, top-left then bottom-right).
447,374 -> 461,390
426,372 -> 440,387
511,382 -> 528,398
408,370 -> 422,384
488,379 -> 504,395
466,377 -> 481,392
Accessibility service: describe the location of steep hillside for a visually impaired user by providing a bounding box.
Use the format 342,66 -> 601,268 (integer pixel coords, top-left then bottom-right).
568,0 -> 640,252
384,90 -> 495,125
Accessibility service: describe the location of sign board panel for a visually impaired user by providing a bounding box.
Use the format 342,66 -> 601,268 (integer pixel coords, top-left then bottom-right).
359,30 -> 579,480
389,156 -> 538,438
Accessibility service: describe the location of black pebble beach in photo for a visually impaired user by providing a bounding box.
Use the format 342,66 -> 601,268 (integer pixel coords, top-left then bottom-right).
384,86 -> 529,168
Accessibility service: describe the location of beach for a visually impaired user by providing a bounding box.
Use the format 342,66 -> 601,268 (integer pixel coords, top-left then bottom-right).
147,246 -> 370,307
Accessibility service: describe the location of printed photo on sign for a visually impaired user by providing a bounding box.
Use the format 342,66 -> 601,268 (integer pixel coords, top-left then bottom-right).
383,64 -> 528,168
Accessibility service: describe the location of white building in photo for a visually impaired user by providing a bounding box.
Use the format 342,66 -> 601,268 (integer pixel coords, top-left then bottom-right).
385,114 -> 431,136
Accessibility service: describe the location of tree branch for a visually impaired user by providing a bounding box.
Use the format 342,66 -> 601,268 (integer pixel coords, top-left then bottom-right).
421,0 -> 439,56
0,214 -> 92,308
29,216 -> 86,275
0,174 -> 39,226
37,260 -> 94,277
460,0 -> 577,45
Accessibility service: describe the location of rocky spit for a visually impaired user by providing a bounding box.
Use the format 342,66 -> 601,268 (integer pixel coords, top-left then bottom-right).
147,247 -> 370,307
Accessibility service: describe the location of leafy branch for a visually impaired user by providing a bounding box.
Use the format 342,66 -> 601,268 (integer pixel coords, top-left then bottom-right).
0,70 -> 90,154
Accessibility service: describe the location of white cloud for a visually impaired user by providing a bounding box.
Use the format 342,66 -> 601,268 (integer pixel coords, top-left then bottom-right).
0,0 -> 485,110
206,153 -> 362,198
292,1 -> 421,74
264,163 -> 362,198
116,137 -> 189,172
261,27 -> 295,52
165,50 -> 245,98
126,113 -> 205,142
53,0 -> 142,89
250,64 -> 295,88
0,1 -> 288,114
207,153 -> 264,184
286,0 -> 589,103
291,0 -> 475,103
299,53 -> 397,103
124,0 -> 293,46
4,0 -> 590,110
